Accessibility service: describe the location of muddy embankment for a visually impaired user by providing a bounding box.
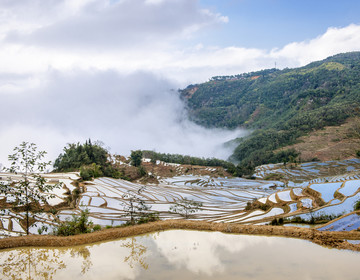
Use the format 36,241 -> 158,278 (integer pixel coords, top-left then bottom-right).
0,220 -> 360,251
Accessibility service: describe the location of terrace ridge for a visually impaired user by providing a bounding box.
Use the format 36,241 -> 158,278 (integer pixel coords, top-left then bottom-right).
0,219 -> 359,252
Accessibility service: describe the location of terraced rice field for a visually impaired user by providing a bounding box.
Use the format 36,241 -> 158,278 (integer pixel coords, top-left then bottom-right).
1,158 -> 360,236
254,158 -> 360,183
239,172 -> 360,227
0,172 -> 78,237
0,173 -> 280,236
66,176 -> 279,226
318,213 -> 360,231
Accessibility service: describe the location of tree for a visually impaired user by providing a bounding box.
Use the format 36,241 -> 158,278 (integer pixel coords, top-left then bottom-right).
169,198 -> 203,219
122,187 -> 151,225
130,150 -> 143,167
0,142 -> 61,235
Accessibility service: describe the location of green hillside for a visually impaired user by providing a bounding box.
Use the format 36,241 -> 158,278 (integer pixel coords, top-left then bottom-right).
180,52 -> 360,171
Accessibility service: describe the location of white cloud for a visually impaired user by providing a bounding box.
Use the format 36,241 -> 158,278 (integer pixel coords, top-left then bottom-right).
3,0 -> 226,49
0,0 -> 360,165
271,24 -> 360,67
0,0 -> 359,83
167,24 -> 360,83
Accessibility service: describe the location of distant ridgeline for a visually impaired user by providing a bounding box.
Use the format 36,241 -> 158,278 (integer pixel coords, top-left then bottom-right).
180,52 -> 360,171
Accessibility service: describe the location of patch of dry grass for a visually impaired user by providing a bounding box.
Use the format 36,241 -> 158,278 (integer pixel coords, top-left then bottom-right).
1,219 -> 360,252
276,117 -> 360,161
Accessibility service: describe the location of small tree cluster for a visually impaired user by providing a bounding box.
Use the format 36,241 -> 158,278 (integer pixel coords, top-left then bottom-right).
54,139 -> 107,171
54,139 -> 123,180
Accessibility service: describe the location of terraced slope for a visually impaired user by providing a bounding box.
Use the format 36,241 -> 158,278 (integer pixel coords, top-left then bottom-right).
1,159 -> 360,237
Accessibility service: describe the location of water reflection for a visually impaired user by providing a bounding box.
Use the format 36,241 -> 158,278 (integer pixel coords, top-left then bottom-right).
0,246 -> 93,280
121,237 -> 148,270
68,247 -> 92,275
151,230 -> 270,275
0,248 -> 66,280
0,230 -> 360,280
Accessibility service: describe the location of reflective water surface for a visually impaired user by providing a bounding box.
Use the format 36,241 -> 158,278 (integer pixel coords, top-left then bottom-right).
1,230 -> 359,280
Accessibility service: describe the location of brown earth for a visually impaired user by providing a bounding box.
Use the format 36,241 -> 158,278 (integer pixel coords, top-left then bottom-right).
1,219 -> 359,252
111,155 -> 231,183
277,117 -> 360,161
142,162 -> 230,179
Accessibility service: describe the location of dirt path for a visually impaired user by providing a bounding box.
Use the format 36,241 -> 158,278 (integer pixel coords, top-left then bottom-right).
0,220 -> 360,252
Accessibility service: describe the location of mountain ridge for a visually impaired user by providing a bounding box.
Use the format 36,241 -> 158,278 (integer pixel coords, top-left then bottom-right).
180,52 -> 360,169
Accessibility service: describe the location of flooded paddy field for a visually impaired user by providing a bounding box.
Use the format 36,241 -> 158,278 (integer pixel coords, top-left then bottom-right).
254,158 -> 360,183
1,158 -> 360,236
1,229 -> 360,280
0,172 -> 281,236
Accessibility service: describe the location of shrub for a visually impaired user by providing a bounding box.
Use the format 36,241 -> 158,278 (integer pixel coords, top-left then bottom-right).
270,218 -> 284,225
138,166 -> 147,177
80,163 -> 103,181
55,209 -> 97,236
93,224 -> 102,232
354,200 -> 360,211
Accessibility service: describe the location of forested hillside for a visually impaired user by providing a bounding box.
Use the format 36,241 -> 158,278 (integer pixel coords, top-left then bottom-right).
180,52 -> 360,170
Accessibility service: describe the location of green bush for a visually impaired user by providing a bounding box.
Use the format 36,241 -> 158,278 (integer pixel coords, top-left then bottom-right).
138,166 -> 147,177
93,224 -> 102,231
270,218 -> 284,225
55,209 -> 97,236
80,163 -> 103,181
354,200 -> 360,211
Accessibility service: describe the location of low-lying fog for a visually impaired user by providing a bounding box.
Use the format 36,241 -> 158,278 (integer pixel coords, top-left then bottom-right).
0,70 -> 247,166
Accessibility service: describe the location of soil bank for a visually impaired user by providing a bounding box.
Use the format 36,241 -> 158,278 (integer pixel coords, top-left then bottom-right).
0,220 -> 360,252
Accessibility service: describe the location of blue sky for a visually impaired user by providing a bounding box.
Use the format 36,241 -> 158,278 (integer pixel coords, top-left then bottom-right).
199,0 -> 360,48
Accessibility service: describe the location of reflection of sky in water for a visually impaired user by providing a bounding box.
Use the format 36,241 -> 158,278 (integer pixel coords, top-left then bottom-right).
318,213 -> 360,231
309,182 -> 342,202
288,203 -> 298,213
347,166 -> 355,171
339,180 -> 360,196
1,230 -> 360,279
302,168 -> 321,173
295,193 -> 360,220
256,158 -> 360,184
